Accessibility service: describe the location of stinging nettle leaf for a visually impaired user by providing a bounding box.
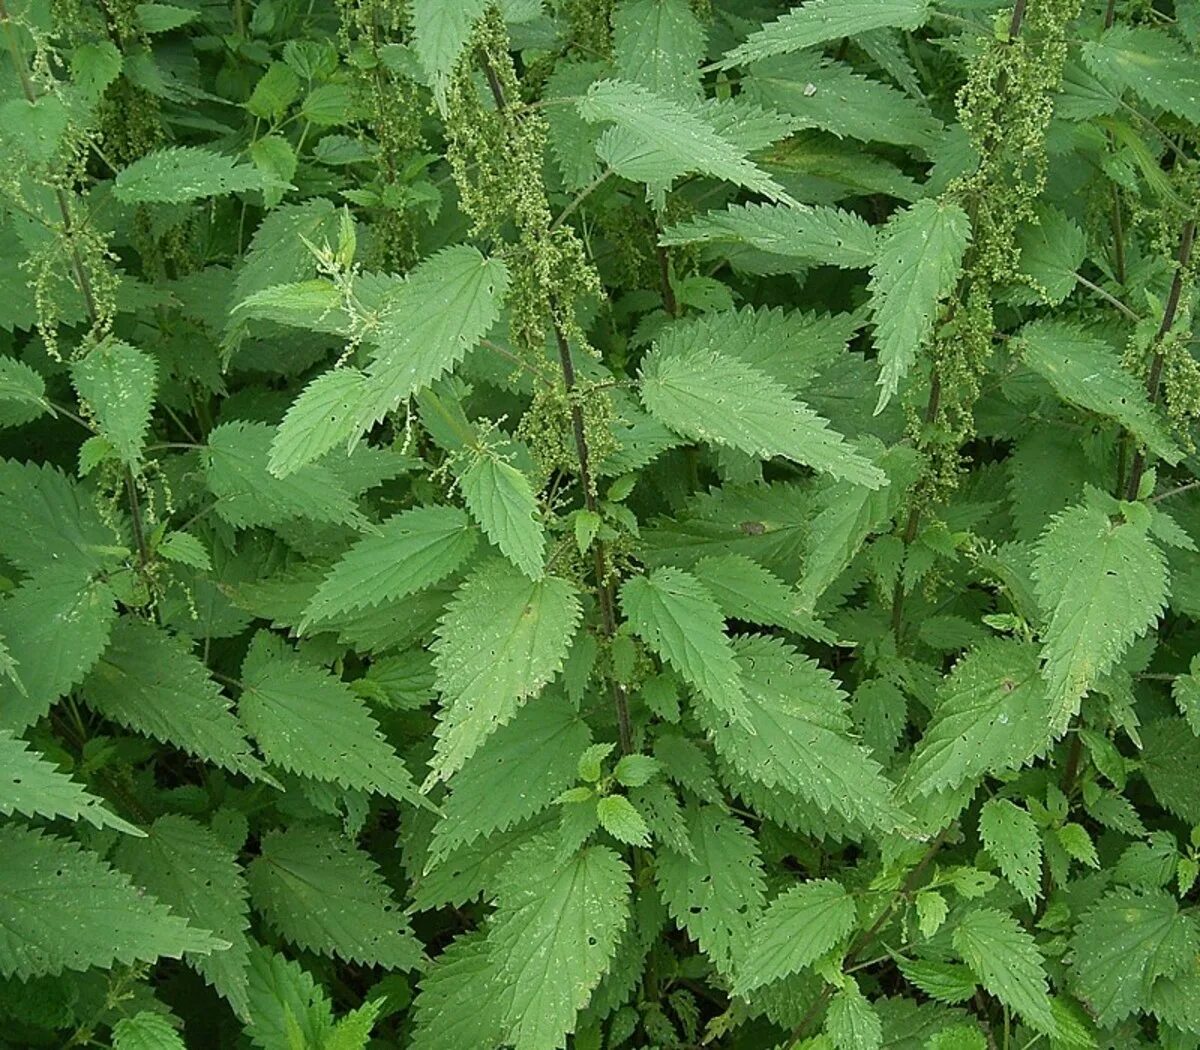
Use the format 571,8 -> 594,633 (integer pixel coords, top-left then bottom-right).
869,198 -> 971,413
459,451 -> 546,580
302,505 -> 477,628
114,146 -> 276,204
717,0 -> 931,69
71,340 -> 158,467
430,560 -> 581,782
639,342 -> 885,488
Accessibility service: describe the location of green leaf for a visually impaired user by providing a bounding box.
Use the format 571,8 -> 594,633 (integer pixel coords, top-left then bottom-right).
979,798 -> 1042,908
112,1012 -> 186,1050
732,879 -> 856,995
0,355 -> 48,426
0,824 -> 222,980
114,146 -> 273,204
1141,718 -> 1200,823
577,79 -> 794,204
302,506 -> 477,628
244,946 -> 333,1050
206,420 -> 366,530
656,804 -> 765,975
135,2 -> 199,33
953,909 -> 1055,1034
409,0 -> 489,110
826,982 -> 883,1050
409,933 -> 509,1050
323,998 -> 385,1050
487,838 -> 631,1050
270,246 -> 509,476
115,815 -> 252,1019
901,640 -> 1052,797
1070,888 -> 1199,1027
702,636 -> 907,832
81,617 -> 266,781
794,443 -> 922,611
1019,320 -> 1180,462
613,0 -> 706,102
430,561 -> 581,781
0,460 -> 121,577
639,340 -> 885,487
248,824 -> 422,970
71,340 -> 157,467
869,198 -> 971,412
1083,25 -> 1200,124
459,451 -> 546,580
156,531 -> 211,571
621,567 -> 751,725
659,201 -> 877,269
429,692 -> 590,863
743,54 -> 942,150
0,728 -> 140,835
1012,206 -> 1085,305
899,960 -> 977,1004
240,637 -> 425,807
0,566 -> 117,730
1033,493 -> 1168,734
596,794 -> 651,846
718,0 -> 930,68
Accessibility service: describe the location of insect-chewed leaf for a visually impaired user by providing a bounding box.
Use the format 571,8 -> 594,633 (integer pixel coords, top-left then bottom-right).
613,0 -> 706,102
1082,25 -> 1200,124
979,798 -> 1042,908
1018,319 -> 1180,462
430,560 -> 581,782
732,878 -> 856,995
115,815 -> 253,1019
953,909 -> 1055,1035
114,146 -> 274,203
486,837 -> 631,1050
0,824 -> 223,981
71,340 -> 157,466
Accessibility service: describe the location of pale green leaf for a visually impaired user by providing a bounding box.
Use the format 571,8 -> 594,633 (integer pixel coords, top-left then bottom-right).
577,78 -> 794,203
659,201 -> 877,269
597,794 -> 651,846
112,1012 -> 185,1050
953,909 -> 1055,1034
621,567 -> 751,725
1083,25 -> 1200,124
487,838 -> 631,1050
979,798 -> 1042,908
431,560 -> 581,781
244,946 -> 333,1050
409,0 -> 489,110
1033,494 -> 1168,734
429,692 -> 590,863
115,146 -> 272,204
901,640 -> 1052,797
718,0 -> 930,68
459,451 -> 546,580
656,804 -> 765,974
613,0 -> 706,102
0,566 -> 117,730
1019,319 -> 1180,462
81,617 -> 266,781
826,982 -> 882,1050
71,340 -> 157,466
1070,888 -> 1199,1027
115,815 -> 252,1019
869,198 -> 971,412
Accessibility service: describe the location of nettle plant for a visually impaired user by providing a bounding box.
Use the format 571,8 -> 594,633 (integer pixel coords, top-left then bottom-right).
1,0 -> 1200,1047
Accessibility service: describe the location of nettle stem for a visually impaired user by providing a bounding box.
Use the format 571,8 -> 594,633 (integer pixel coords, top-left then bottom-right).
480,56 -> 634,754
1123,220 -> 1196,501
1,0 -> 150,570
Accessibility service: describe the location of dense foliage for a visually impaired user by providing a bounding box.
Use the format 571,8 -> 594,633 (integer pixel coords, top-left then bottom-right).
1,0 -> 1200,1047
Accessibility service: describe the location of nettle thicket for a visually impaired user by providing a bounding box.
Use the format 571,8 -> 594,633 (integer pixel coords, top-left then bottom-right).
0,0 -> 1199,1047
